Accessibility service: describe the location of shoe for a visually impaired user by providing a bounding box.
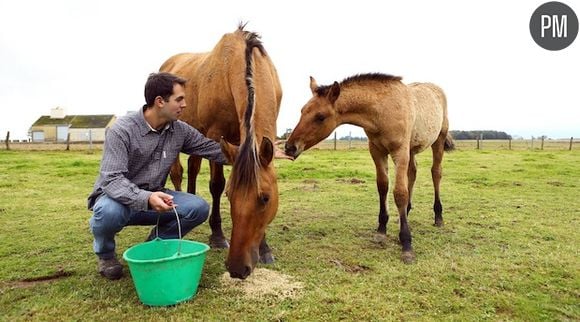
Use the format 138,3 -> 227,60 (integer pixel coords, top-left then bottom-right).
98,256 -> 123,280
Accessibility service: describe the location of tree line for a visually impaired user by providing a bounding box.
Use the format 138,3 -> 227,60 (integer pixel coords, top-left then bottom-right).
450,130 -> 512,140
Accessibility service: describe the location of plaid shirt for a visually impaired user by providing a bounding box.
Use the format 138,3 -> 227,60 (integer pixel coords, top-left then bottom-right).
87,107 -> 227,211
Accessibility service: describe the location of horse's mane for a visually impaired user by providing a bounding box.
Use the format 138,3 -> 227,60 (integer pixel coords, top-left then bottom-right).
315,73 -> 402,96
230,23 -> 267,191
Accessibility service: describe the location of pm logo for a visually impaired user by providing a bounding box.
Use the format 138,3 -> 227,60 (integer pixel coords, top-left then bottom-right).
530,2 -> 578,50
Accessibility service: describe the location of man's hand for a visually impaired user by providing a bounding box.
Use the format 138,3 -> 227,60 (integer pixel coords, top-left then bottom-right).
274,140 -> 294,161
148,191 -> 176,213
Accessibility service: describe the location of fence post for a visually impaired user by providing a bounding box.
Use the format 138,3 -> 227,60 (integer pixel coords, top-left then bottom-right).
4,131 -> 9,150
476,136 -> 480,150
333,132 -> 337,151
348,131 -> 352,149
570,137 -> 574,151
541,136 -> 544,150
531,137 -> 534,150
509,139 -> 512,150
66,133 -> 71,151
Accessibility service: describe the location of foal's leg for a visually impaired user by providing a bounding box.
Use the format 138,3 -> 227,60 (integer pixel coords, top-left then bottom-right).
187,155 -> 202,194
259,234 -> 274,264
407,153 -> 417,215
392,149 -> 415,264
431,133 -> 447,227
208,161 -> 229,248
169,158 -> 184,192
369,143 -> 389,243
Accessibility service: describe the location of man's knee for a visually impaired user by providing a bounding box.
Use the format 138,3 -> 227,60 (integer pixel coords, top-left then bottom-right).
90,197 -> 129,233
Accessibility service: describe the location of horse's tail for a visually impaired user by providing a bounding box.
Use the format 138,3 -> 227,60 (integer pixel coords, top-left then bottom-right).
444,133 -> 455,152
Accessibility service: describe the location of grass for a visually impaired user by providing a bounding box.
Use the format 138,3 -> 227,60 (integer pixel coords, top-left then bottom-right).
0,148 -> 578,321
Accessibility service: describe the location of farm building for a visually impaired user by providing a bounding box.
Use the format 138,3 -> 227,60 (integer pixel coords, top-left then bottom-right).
29,107 -> 116,142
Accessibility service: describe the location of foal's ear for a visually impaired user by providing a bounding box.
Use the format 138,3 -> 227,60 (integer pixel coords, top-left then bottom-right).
328,81 -> 340,104
220,137 -> 238,165
309,76 -> 318,95
259,137 -> 274,168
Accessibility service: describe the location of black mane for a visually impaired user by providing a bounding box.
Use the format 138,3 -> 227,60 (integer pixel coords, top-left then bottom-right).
315,73 -> 402,96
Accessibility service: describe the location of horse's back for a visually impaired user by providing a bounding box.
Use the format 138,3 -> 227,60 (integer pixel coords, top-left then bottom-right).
408,82 -> 448,152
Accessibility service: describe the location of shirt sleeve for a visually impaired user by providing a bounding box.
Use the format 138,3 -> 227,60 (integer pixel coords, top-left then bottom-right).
99,127 -> 152,211
181,124 -> 229,165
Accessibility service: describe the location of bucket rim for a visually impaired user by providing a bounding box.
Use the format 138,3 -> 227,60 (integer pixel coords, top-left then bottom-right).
122,239 -> 210,264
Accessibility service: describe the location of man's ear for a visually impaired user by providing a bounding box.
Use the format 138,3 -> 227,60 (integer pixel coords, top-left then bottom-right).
259,136 -> 274,168
220,137 -> 238,164
328,81 -> 340,104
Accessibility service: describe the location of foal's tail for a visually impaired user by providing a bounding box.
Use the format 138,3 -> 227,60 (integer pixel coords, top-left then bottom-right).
444,133 -> 455,152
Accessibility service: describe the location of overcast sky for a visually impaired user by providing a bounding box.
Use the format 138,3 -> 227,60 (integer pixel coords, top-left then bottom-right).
1,0 -> 578,140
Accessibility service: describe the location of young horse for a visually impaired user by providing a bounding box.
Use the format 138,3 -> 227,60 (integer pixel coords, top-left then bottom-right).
159,24 -> 282,279
284,73 -> 454,263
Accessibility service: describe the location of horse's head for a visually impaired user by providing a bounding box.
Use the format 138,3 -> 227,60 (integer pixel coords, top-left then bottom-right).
285,76 -> 341,159
221,136 -> 278,279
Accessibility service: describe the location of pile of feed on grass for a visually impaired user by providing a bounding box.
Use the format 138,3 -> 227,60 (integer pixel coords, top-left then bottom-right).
220,268 -> 303,299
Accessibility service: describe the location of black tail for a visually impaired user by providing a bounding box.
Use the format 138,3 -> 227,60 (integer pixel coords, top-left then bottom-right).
444,133 -> 455,152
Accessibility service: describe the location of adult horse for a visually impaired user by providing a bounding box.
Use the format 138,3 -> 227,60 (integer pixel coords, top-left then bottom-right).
284,73 -> 454,263
159,24 -> 282,279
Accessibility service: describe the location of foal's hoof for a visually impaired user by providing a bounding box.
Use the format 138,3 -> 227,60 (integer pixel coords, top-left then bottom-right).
401,251 -> 416,264
434,219 -> 444,227
259,251 -> 275,264
209,236 -> 230,249
373,233 -> 387,245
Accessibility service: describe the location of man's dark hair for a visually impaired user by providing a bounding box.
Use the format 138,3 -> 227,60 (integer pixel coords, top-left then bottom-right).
144,72 -> 187,108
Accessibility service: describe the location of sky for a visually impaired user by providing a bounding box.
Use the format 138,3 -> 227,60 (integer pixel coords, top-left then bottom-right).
1,0 -> 579,141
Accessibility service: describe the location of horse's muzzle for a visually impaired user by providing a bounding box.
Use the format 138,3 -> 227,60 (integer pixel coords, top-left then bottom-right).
284,142 -> 301,159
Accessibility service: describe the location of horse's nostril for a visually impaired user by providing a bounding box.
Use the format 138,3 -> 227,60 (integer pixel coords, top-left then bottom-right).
243,266 -> 252,278
285,143 -> 296,156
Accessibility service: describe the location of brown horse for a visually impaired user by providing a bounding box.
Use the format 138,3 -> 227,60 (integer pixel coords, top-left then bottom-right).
284,73 -> 454,263
159,24 -> 282,279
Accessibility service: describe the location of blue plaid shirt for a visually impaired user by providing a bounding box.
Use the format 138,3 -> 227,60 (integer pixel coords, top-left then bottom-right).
88,107 -> 227,211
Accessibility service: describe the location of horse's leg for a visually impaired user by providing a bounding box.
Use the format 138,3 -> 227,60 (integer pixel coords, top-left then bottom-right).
392,149 -> 414,264
407,153 -> 417,215
169,157 -> 184,192
259,234 -> 274,264
208,161 -> 229,248
369,143 -> 389,244
187,155 -> 202,194
431,133 -> 447,227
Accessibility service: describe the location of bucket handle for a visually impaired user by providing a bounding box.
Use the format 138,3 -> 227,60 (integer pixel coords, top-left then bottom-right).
154,205 -> 183,256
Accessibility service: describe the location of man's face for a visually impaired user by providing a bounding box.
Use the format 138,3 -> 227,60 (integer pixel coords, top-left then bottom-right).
160,83 -> 186,121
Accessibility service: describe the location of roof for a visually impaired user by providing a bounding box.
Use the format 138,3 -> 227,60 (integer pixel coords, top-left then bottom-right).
31,115 -> 116,128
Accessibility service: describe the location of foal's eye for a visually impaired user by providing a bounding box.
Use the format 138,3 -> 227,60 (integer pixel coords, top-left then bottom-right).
314,113 -> 326,123
258,193 -> 270,205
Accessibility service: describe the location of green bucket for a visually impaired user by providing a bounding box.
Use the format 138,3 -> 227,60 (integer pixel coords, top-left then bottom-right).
123,238 -> 209,306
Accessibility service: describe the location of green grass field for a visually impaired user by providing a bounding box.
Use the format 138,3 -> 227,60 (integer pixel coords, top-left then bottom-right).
0,148 -> 578,321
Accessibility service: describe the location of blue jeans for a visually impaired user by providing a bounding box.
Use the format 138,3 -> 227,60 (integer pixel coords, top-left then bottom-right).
89,190 -> 209,259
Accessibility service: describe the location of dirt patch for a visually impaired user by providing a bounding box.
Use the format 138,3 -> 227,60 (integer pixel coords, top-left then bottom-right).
336,178 -> 366,184
4,269 -> 74,289
220,268 -> 303,299
330,259 -> 371,274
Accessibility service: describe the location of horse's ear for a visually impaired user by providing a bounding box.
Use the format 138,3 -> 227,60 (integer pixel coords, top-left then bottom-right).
328,81 -> 340,104
259,136 -> 274,168
309,76 -> 318,95
220,137 -> 238,165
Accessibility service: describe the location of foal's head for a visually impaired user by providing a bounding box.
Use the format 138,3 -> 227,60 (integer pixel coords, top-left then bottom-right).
285,77 -> 341,159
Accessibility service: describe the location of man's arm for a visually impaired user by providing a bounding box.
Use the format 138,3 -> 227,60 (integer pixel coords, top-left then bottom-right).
99,128 -> 152,211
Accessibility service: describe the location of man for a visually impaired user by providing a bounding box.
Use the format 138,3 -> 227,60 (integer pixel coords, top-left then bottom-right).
87,72 -> 229,280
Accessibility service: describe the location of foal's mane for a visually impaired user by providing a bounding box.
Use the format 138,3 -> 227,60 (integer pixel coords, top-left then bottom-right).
230,23 -> 268,191
315,73 -> 402,96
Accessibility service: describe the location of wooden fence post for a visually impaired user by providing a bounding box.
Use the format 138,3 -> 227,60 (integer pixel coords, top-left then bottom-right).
333,132 -> 337,151
570,137 -> 574,151
541,136 -> 544,150
476,136 -> 480,150
66,133 -> 71,151
5,131 -> 9,150
508,139 -> 512,150
531,137 -> 534,150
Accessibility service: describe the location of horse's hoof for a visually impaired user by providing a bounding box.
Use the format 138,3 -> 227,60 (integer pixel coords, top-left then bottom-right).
401,251 -> 416,264
259,252 -> 275,264
373,233 -> 387,245
209,236 -> 229,249
434,219 -> 444,227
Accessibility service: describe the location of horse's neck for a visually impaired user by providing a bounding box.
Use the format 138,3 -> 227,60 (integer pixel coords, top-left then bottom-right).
335,88 -> 383,134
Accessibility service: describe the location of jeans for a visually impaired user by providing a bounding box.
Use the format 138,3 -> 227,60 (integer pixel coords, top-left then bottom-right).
89,190 -> 209,259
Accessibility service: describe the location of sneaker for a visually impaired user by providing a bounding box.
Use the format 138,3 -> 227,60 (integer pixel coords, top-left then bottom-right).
98,257 -> 123,280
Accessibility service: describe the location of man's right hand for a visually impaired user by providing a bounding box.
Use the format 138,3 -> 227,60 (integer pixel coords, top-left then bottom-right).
148,191 -> 176,212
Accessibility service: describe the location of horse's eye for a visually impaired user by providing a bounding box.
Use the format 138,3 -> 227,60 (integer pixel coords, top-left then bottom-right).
258,193 -> 270,205
314,113 -> 326,123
